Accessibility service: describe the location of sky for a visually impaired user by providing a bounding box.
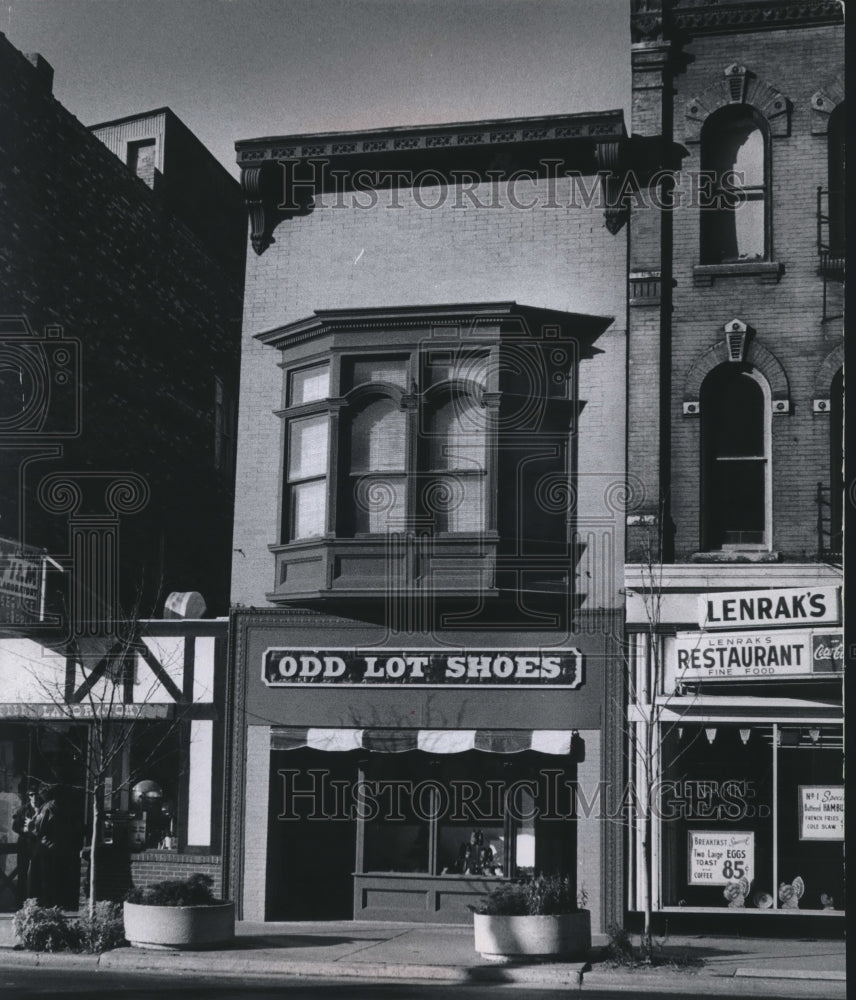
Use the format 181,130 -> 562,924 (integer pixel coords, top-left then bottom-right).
3,0 -> 630,177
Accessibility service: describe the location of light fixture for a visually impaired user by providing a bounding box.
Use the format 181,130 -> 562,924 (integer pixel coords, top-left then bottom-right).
808,728 -> 821,744
739,728 -> 751,745
677,727 -> 684,741
705,727 -> 717,744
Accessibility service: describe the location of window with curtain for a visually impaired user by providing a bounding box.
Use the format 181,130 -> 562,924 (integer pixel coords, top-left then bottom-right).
701,107 -> 768,264
701,365 -> 769,549
350,398 -> 407,533
424,396 -> 487,533
286,414 -> 328,539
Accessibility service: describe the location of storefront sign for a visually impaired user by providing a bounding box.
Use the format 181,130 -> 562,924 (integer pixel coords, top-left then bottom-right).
669,629 -> 843,685
0,702 -> 172,719
799,786 -> 844,841
262,648 -> 583,688
0,537 -> 43,623
699,586 -> 840,631
687,831 -> 755,885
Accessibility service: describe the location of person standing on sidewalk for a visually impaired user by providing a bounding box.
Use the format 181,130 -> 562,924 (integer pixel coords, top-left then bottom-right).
11,787 -> 41,903
27,783 -> 62,907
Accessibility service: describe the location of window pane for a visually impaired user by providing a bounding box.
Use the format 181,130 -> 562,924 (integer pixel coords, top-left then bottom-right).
704,371 -> 765,457
353,475 -> 406,533
710,459 -> 766,546
429,474 -> 485,532
291,480 -> 327,538
732,196 -> 765,261
660,725 -> 774,908
290,365 -> 330,405
428,399 -> 486,470
351,400 -> 406,472
777,725 -> 843,911
288,415 -> 328,479
351,358 -> 408,389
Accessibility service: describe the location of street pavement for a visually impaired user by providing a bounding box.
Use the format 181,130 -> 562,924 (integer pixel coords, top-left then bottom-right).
0,916 -> 847,998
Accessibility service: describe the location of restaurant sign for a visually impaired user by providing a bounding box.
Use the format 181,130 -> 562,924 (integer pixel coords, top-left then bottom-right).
669,629 -> 842,686
688,830 -> 755,886
262,648 -> 583,688
699,586 -> 840,631
799,786 -> 844,841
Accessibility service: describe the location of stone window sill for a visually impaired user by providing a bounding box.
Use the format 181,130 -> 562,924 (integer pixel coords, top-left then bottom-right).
693,261 -> 783,285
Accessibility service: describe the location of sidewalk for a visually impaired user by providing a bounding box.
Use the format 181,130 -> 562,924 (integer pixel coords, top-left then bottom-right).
0,916 -> 847,996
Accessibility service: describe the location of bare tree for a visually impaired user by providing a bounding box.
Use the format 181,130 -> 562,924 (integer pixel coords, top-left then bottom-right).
622,515 -> 700,961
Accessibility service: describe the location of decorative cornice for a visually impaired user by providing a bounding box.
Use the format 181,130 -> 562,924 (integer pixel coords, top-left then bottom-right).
254,301 -> 612,352
671,1 -> 843,35
235,111 -> 626,168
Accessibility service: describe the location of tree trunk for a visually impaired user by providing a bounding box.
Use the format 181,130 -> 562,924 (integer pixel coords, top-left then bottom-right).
89,794 -> 99,918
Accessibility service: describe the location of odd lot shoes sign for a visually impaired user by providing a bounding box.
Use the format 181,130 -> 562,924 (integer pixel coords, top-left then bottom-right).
262,648 -> 583,688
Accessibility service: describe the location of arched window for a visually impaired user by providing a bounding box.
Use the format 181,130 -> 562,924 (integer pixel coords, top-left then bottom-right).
829,368 -> 843,555
423,396 -> 486,533
827,103 -> 845,258
701,107 -> 769,264
701,365 -> 770,549
349,398 -> 407,533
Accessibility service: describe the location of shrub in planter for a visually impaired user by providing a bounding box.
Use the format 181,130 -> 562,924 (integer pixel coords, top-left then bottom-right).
123,874 -> 235,950
471,874 -> 591,961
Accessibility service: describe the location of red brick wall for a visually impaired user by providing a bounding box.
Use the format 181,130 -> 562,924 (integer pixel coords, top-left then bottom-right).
629,20 -> 844,561
79,850 -> 224,907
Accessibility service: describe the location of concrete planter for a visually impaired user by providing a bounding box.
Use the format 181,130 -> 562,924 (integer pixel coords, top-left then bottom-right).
473,910 -> 591,960
123,900 -> 235,950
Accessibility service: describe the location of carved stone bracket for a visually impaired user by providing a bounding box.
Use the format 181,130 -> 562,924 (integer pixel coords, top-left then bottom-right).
241,164 -> 278,256
685,63 -> 792,142
595,140 -> 630,235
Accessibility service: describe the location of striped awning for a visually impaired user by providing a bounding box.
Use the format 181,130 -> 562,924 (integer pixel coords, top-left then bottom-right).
270,727 -> 575,755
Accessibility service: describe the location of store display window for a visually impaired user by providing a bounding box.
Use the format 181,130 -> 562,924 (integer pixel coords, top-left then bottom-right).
359,751 -> 574,879
659,723 -> 843,912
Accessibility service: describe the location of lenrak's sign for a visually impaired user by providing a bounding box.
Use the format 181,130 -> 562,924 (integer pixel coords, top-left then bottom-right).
699,586 -> 840,631
668,629 -> 842,686
262,648 -> 583,688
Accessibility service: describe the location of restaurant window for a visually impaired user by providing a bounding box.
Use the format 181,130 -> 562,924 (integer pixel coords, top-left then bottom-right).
700,106 -> 769,264
701,365 -> 769,549
659,724 -> 843,912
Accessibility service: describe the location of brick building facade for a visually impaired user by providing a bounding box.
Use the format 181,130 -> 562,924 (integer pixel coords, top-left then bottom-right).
0,35 -> 243,908
624,0 -> 844,933
226,113 -> 630,932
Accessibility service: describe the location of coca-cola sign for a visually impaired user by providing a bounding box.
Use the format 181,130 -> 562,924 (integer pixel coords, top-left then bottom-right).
811,633 -> 844,673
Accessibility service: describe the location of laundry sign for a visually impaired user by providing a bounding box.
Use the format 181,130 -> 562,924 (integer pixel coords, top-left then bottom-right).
699,586 -> 840,631
668,629 -> 843,686
262,648 -> 583,688
687,831 -> 755,885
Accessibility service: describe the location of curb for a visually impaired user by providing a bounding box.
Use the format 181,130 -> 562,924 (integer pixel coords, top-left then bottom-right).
735,968 -> 847,982
97,949 -> 587,985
